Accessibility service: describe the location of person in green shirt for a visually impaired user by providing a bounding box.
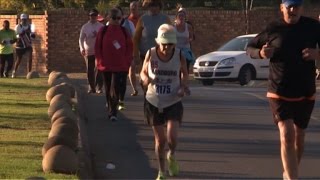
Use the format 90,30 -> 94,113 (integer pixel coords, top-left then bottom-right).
0,20 -> 16,78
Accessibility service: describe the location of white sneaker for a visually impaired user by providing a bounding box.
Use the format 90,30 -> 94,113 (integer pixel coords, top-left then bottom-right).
110,116 -> 118,122
11,71 -> 16,78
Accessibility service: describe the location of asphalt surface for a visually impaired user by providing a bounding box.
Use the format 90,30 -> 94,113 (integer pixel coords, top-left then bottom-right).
70,74 -> 320,179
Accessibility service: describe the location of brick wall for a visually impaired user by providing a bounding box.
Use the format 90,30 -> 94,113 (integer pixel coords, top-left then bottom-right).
0,8 -> 319,74
46,9 -> 88,73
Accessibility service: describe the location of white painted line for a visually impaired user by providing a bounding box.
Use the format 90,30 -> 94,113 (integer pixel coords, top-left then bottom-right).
311,116 -> 319,122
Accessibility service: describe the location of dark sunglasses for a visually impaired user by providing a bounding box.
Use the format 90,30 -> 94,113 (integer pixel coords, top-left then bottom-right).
111,16 -> 122,20
89,14 -> 98,17
161,43 -> 174,46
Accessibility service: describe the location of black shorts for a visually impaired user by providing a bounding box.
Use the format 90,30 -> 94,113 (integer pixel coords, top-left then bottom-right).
268,98 -> 315,129
16,47 -> 33,58
144,100 -> 183,126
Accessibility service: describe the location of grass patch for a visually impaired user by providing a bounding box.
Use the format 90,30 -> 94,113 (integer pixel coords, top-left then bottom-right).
0,77 -> 78,179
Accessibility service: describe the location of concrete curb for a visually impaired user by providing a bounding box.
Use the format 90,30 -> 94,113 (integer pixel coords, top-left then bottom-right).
72,80 -> 93,179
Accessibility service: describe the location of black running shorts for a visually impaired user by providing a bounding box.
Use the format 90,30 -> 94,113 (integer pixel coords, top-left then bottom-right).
16,47 -> 32,58
268,98 -> 315,129
144,100 -> 183,126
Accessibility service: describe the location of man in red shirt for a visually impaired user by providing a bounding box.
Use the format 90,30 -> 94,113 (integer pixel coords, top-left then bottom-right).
95,8 -> 133,122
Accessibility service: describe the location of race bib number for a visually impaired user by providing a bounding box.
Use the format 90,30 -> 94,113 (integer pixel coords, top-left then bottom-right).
156,85 -> 171,94
113,40 -> 121,49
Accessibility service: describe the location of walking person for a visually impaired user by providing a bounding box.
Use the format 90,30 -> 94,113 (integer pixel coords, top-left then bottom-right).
12,13 -> 35,78
79,8 -> 104,94
95,8 -> 133,122
246,0 -> 320,179
174,7 -> 195,73
128,1 -> 141,96
128,1 -> 141,27
140,24 -> 190,180
114,5 -> 136,110
0,20 -> 16,78
133,0 -> 171,72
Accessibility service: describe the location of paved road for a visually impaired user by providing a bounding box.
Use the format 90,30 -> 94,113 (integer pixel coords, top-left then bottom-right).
77,77 -> 320,179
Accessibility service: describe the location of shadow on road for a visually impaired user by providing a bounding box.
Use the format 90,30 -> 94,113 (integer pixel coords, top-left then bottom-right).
85,95 -> 155,179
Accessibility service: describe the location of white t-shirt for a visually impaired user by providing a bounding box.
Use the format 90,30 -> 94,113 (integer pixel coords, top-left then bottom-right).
79,21 -> 104,56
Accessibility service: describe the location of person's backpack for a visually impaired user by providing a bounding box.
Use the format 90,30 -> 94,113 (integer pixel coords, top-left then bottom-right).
100,25 -> 128,52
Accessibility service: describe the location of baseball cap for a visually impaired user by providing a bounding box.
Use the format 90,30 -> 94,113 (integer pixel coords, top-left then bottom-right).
282,0 -> 303,7
20,13 -> 28,19
89,9 -> 98,16
155,24 -> 177,44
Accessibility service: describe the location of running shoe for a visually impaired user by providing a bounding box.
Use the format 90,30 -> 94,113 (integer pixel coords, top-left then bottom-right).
110,116 -> 118,122
156,171 -> 166,180
87,89 -> 96,94
96,89 -> 103,94
11,71 -> 16,78
118,101 -> 126,110
3,71 -> 8,78
167,152 -> 179,176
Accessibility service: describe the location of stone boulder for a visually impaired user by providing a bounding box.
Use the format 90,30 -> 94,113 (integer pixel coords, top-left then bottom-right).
42,145 -> 78,174
51,117 -> 77,130
48,71 -> 67,86
51,108 -> 77,124
48,122 -> 79,141
48,100 -> 72,118
46,83 -> 75,103
42,136 -> 78,157
26,71 -> 40,79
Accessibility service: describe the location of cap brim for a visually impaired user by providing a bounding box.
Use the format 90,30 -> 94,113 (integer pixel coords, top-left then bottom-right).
283,1 -> 302,7
156,38 -> 177,44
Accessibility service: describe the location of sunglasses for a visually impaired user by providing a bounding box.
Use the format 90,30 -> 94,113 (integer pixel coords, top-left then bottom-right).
111,16 -> 122,20
90,14 -> 98,17
161,43 -> 174,46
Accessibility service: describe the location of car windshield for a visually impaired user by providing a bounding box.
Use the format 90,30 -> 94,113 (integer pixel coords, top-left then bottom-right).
217,36 -> 254,51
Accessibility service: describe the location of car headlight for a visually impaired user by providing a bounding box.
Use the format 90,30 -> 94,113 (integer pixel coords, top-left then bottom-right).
217,57 -> 236,67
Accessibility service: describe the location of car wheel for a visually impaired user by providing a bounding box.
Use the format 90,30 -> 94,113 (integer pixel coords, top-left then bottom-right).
201,79 -> 214,86
238,65 -> 255,86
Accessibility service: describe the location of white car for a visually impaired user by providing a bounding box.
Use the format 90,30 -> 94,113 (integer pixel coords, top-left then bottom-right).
193,34 -> 269,86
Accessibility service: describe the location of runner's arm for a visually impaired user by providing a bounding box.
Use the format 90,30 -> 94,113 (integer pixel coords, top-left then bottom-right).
140,49 -> 151,89
180,52 -> 189,89
133,18 -> 143,59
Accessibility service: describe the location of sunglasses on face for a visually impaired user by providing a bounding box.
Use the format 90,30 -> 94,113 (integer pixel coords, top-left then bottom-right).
90,14 -> 98,17
161,43 -> 174,46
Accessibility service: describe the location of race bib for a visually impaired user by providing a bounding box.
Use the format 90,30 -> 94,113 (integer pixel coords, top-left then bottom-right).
113,40 -> 121,49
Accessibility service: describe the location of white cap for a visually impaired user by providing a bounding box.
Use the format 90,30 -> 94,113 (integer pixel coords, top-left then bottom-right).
20,13 -> 28,19
155,24 -> 177,44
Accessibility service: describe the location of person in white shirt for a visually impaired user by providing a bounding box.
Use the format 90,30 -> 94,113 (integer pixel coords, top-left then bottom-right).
12,13 -> 35,78
79,9 -> 104,93
140,24 -> 190,180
